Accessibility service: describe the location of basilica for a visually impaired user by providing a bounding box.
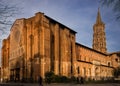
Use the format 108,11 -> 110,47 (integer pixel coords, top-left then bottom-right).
1,9 -> 120,82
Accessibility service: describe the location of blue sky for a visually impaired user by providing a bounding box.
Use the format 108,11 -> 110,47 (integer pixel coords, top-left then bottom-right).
1,0 -> 120,53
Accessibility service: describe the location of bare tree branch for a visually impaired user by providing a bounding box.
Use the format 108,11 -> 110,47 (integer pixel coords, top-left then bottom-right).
0,0 -> 22,42
100,0 -> 120,21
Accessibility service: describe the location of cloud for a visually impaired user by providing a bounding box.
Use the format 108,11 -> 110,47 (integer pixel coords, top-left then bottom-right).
0,0 -> 119,53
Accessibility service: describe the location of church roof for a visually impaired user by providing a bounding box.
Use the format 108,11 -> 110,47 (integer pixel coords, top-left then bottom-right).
76,42 -> 108,56
109,51 -> 120,57
45,15 -> 77,34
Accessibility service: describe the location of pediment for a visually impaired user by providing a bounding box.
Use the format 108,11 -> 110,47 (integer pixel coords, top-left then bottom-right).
10,19 -> 24,51
10,19 -> 23,31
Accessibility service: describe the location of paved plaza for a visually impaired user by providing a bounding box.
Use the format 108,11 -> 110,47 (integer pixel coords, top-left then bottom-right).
0,83 -> 120,86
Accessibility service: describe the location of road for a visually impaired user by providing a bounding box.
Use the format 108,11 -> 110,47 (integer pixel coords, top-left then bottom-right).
0,83 -> 120,86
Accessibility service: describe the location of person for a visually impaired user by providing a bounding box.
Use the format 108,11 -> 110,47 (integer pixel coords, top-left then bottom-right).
77,75 -> 82,84
77,76 -> 79,84
80,76 -> 84,84
38,76 -> 43,86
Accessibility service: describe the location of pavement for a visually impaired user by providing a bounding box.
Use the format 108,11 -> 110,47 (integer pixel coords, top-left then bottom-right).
0,83 -> 120,86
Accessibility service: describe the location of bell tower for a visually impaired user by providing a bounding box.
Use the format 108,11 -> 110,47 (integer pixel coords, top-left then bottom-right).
92,8 -> 107,53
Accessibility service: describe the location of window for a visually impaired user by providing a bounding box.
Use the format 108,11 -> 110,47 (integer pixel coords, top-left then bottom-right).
88,68 -> 91,77
77,67 -> 80,74
115,58 -> 118,62
108,62 -> 110,66
83,67 -> 86,77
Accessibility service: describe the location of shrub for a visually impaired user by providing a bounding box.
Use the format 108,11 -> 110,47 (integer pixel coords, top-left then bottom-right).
113,67 -> 120,78
70,76 -> 77,83
45,71 -> 55,83
59,76 -> 69,83
53,75 -> 61,83
45,71 -> 78,83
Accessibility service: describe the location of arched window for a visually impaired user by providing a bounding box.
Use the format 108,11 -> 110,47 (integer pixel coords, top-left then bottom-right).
77,66 -> 80,74
108,62 -> 110,66
115,58 -> 118,62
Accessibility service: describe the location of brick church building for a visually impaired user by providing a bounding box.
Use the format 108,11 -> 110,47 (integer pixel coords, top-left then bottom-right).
1,9 -> 120,82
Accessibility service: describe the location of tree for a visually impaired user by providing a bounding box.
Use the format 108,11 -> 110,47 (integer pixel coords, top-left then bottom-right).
0,0 -> 21,41
100,0 -> 120,21
45,71 -> 55,83
113,67 -> 120,78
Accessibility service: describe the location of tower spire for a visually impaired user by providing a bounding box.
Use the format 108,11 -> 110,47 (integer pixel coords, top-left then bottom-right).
92,8 -> 107,53
96,8 -> 103,24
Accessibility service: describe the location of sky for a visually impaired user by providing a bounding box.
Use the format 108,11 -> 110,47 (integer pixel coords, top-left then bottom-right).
0,0 -> 120,53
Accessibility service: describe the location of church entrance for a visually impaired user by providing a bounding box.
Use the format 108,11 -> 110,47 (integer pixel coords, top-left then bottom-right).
15,68 -> 20,81
10,68 -> 20,82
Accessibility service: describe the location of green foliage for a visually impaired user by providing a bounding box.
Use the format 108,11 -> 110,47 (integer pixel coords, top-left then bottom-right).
45,71 -> 55,83
113,67 -> 120,78
70,76 -> 77,83
45,71 -> 77,83
53,75 -> 61,83
59,76 -> 69,83
44,71 -> 120,84
54,75 -> 69,83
